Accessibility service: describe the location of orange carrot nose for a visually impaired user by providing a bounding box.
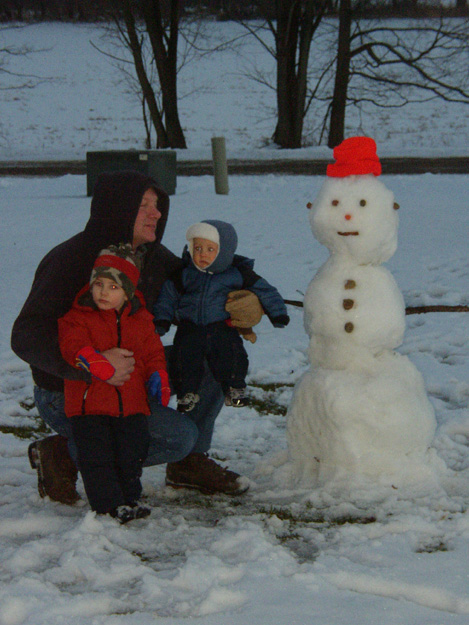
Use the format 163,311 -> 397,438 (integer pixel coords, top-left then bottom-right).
345,214 -> 352,220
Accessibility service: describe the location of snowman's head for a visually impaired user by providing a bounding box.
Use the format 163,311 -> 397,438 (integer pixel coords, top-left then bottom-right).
309,175 -> 399,265
309,137 -> 399,265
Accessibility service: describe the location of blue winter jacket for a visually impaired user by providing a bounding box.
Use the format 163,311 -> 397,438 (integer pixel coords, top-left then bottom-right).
153,220 -> 287,328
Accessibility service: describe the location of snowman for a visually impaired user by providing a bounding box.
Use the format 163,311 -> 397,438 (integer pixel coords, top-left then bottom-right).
287,137 -> 437,487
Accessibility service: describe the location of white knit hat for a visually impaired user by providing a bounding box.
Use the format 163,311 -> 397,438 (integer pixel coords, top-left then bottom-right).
185,222 -> 220,257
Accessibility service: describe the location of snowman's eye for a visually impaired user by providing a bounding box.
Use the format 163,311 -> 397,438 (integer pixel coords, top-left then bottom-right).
359,199 -> 367,207
331,199 -> 339,206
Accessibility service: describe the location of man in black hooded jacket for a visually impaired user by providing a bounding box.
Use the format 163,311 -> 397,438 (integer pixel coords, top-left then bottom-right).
11,171 -> 249,504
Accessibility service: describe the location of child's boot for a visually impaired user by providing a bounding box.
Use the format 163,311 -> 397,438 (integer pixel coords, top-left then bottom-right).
177,392 -> 200,413
224,387 -> 249,407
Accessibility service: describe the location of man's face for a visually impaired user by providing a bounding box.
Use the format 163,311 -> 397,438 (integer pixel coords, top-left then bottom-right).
132,188 -> 161,249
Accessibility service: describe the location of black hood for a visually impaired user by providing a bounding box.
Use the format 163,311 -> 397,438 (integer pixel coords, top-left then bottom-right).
84,170 -> 169,248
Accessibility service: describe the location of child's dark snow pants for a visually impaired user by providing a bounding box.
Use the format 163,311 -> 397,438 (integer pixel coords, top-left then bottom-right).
71,413 -> 149,514
170,320 -> 249,397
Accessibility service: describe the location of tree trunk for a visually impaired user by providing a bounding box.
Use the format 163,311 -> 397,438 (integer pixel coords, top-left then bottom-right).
273,0 -> 326,149
120,0 -> 170,148
328,0 -> 352,148
141,0 -> 187,149
273,1 -> 302,148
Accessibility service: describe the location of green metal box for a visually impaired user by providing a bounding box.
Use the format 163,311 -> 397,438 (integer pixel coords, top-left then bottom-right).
86,150 -> 177,196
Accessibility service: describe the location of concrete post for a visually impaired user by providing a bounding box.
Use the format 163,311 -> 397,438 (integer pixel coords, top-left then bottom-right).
211,136 -> 229,195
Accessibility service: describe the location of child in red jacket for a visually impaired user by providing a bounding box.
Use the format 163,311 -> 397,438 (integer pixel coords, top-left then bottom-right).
58,244 -> 170,524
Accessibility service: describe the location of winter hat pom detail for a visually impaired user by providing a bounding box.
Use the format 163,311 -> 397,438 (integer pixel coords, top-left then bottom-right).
327,136 -> 381,178
90,243 -> 141,300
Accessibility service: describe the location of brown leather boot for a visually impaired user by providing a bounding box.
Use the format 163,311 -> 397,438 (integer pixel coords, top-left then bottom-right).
28,435 -> 80,504
166,452 -> 249,496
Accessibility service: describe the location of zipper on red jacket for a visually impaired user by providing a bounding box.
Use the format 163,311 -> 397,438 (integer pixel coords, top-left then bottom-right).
116,310 -> 122,347
81,385 -> 90,415
115,309 -> 124,418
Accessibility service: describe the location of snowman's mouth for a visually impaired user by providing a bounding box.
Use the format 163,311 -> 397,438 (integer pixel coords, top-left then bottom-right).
338,231 -> 359,236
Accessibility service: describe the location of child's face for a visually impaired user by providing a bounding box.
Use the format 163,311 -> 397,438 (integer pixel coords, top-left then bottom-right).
192,237 -> 219,269
91,277 -> 128,311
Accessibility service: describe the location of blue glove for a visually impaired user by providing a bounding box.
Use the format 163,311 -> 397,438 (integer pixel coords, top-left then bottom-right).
148,370 -> 170,406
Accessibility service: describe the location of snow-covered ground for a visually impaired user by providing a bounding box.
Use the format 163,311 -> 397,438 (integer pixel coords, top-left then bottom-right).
0,18 -> 468,625
1,172 -> 468,625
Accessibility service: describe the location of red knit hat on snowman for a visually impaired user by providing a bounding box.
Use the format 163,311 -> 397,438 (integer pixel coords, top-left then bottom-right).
327,136 -> 382,178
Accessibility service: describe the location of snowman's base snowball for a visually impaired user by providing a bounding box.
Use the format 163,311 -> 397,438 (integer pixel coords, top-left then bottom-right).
287,350 -> 438,488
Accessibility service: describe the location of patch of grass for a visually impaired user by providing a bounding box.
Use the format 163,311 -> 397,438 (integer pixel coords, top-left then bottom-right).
0,418 -> 51,440
248,396 -> 287,417
416,540 -> 449,553
0,399 -> 51,439
258,505 -> 308,522
19,398 -> 36,411
251,382 -> 294,392
331,514 -> 377,526
247,381 -> 294,417
277,532 -> 301,544
132,550 -> 152,562
258,504 -> 376,526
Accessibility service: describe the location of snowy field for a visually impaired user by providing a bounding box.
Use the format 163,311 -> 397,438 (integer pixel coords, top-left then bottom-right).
0,20 -> 468,160
0,18 -> 469,625
1,171 -> 468,625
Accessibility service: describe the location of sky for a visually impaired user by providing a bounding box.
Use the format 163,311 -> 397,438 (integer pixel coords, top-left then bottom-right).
0,19 -> 468,625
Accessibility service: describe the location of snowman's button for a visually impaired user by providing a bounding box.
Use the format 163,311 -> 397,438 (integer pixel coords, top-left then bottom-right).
344,322 -> 354,333
344,279 -> 356,289
343,299 -> 354,310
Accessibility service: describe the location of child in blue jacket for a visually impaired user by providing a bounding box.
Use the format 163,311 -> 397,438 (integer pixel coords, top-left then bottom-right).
153,220 -> 289,412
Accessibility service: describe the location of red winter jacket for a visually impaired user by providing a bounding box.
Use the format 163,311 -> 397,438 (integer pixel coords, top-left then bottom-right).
58,286 -> 167,418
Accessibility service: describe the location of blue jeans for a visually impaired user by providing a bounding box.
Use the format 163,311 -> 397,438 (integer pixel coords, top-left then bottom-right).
34,365 -> 224,467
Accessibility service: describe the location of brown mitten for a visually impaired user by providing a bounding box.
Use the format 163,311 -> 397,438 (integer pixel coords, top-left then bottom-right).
237,326 -> 258,344
226,290 -> 264,343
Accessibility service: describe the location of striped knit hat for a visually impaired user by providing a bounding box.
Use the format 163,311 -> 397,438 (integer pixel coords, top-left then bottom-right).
90,244 -> 141,300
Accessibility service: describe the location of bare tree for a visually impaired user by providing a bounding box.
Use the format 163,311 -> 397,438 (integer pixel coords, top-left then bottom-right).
327,0 -> 469,147
0,25 -> 51,90
0,0 -> 107,21
0,1 -> 26,21
0,24 -> 53,146
328,0 -> 352,148
272,0 -> 330,148
243,1 -> 330,149
105,0 -> 187,149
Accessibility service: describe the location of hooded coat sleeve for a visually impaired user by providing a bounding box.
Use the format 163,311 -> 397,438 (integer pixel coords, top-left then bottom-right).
152,276 -> 182,324
11,241 -> 93,384
235,257 -> 288,322
247,277 -> 288,321
57,309 -> 95,368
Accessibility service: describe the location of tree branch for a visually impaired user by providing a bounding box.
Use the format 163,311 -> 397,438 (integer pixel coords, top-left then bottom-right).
283,299 -> 469,314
